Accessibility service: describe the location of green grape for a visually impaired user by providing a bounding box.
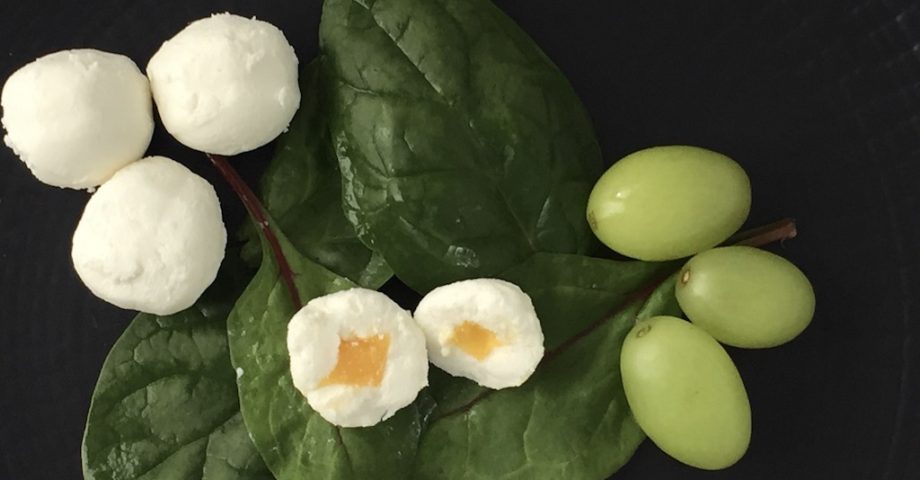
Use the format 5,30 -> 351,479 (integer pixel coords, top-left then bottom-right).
586,146 -> 751,260
675,246 -> 815,348
621,315 -> 751,470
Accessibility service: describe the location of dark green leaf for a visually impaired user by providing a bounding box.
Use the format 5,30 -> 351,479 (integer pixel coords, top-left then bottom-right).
414,254 -> 673,479
228,229 -> 432,480
229,1 -> 692,477
82,253 -> 272,480
240,60 -> 392,289
321,0 -> 603,292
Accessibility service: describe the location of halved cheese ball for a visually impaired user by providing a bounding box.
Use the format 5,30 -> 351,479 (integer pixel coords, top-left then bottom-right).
1,49 -> 153,189
146,13 -> 300,155
287,288 -> 428,428
414,279 -> 545,389
71,156 -> 226,315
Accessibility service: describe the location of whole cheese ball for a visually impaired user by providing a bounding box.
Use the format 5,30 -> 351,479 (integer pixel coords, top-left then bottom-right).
146,13 -> 300,155
72,156 -> 226,315
1,49 -> 154,189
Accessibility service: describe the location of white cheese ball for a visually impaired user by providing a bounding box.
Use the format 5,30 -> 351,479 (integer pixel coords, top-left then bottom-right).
287,288 -> 428,428
146,13 -> 300,155
1,49 -> 153,189
71,156 -> 226,315
414,278 -> 545,389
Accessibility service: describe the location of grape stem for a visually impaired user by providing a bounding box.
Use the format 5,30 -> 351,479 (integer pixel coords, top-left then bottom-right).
207,153 -> 303,310
728,217 -> 797,247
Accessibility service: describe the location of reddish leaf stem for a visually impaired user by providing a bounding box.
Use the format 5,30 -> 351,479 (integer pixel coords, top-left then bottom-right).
207,153 -> 303,310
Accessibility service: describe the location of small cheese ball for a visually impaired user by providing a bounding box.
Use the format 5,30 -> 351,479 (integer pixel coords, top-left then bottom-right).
71,156 -> 226,315
287,288 -> 428,428
146,13 -> 300,155
1,49 -> 153,189
414,279 -> 545,389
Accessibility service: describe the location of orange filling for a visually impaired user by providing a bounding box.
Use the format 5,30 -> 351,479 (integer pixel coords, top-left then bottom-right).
449,321 -> 503,360
319,334 -> 390,387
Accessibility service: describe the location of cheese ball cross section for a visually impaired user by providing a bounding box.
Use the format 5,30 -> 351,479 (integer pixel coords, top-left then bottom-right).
287,288 -> 429,428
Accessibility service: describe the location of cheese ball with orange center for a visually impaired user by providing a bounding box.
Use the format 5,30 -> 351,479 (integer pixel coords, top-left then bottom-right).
414,279 -> 545,389
287,288 -> 428,427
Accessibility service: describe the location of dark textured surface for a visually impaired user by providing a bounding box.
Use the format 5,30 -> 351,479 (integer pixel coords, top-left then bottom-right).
0,1 -> 917,479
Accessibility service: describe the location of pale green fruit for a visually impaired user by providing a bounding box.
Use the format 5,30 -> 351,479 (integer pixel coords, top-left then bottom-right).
621,315 -> 751,470
586,146 -> 751,260
676,246 -> 815,348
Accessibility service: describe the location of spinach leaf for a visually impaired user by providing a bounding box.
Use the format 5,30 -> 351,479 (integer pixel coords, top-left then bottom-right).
82,252 -> 272,480
228,229 -> 432,480
414,254 -> 673,479
320,0 -> 603,292
228,2 -> 697,477
240,60 -> 391,289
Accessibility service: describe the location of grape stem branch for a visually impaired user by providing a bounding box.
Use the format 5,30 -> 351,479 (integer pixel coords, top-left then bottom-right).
207,153 -> 303,310
728,217 -> 797,247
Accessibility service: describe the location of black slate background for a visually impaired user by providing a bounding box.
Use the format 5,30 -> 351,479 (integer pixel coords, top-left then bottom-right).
1,1 -> 918,479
